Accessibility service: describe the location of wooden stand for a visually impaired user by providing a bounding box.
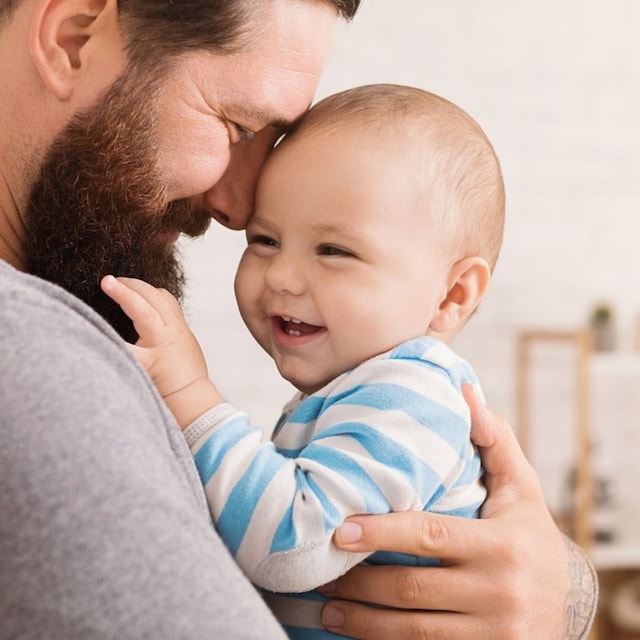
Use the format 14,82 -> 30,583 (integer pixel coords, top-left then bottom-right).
515,329 -> 594,550
517,330 -> 640,640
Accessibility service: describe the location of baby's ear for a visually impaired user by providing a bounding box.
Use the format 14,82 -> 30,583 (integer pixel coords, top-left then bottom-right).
429,257 -> 491,337
29,0 -> 120,101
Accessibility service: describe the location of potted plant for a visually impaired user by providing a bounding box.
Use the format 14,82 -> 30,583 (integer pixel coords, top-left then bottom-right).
590,303 -> 616,351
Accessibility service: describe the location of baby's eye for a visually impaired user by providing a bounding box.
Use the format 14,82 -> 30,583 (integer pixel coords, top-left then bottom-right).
249,234 -> 279,248
318,245 -> 353,257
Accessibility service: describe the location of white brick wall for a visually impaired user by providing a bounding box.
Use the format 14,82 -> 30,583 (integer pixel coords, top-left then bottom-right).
181,0 -> 640,542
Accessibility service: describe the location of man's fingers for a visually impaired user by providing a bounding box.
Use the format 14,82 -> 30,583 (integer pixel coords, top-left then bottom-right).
321,599 -> 493,640
462,383 -> 495,447
462,383 -> 541,508
333,511 -> 486,561
320,562 -> 486,613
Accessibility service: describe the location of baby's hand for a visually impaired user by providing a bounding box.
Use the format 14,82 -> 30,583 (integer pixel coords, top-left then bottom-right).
101,275 -> 223,428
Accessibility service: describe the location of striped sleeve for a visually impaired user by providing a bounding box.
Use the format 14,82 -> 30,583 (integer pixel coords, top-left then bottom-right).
185,338 -> 485,593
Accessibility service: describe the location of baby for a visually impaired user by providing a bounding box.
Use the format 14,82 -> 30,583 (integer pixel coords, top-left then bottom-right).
102,83 -> 505,639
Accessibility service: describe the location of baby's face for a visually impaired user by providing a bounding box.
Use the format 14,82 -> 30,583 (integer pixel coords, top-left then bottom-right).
234,127 -> 451,395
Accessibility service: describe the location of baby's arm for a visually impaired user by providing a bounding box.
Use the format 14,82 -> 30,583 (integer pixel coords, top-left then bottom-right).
101,275 -> 224,428
184,346 -> 483,593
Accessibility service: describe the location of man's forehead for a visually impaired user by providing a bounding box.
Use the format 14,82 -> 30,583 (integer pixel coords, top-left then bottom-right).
240,0 -> 337,118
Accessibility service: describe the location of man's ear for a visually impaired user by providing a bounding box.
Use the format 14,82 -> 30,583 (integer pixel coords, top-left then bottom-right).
29,0 -> 118,101
429,257 -> 491,337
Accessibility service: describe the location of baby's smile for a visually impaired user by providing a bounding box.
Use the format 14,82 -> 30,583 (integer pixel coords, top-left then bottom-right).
275,315 -> 323,338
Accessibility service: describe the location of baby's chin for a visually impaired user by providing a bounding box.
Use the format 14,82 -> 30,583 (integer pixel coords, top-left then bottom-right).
290,380 -> 324,397
286,374 -> 333,398
281,358 -> 366,396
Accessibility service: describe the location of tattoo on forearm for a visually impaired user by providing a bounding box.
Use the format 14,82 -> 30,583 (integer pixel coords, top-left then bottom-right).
563,538 -> 599,640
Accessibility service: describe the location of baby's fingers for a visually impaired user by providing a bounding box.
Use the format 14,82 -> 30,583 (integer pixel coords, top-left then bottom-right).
100,275 -> 175,343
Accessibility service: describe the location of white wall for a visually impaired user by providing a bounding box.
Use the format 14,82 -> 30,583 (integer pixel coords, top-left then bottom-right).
181,0 -> 640,539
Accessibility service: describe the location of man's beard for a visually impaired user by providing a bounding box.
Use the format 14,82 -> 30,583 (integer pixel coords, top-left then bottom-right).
23,73 -> 212,342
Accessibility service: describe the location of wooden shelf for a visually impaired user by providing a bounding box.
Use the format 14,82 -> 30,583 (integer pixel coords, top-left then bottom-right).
590,352 -> 640,374
516,329 -> 593,550
592,544 -> 640,571
516,330 -> 640,640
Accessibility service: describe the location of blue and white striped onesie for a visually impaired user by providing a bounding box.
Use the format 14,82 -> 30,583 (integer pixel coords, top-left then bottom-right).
184,336 -> 486,639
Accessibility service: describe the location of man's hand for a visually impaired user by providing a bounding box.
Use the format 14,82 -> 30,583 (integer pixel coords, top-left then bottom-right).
320,385 -> 597,639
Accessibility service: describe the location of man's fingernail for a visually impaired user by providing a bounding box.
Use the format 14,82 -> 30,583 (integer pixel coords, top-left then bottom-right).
335,521 -> 362,545
322,604 -> 345,628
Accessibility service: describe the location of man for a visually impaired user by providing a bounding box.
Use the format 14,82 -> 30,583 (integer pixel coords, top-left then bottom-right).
0,0 -> 596,638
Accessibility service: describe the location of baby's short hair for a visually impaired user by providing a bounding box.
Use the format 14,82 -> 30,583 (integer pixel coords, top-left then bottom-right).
291,84 -> 505,272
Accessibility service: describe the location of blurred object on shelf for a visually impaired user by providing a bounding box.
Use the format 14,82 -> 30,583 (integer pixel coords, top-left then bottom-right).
559,457 -> 618,545
591,303 -> 617,352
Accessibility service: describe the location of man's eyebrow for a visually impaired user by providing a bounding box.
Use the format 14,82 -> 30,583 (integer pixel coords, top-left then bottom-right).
237,106 -> 308,133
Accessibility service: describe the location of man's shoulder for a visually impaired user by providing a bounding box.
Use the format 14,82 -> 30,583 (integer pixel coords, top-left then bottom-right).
0,260 -> 137,375
0,260 -> 148,416
0,259 -> 110,337
0,261 -> 210,514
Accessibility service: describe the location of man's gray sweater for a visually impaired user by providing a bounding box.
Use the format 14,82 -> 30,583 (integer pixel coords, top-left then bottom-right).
0,260 -> 286,639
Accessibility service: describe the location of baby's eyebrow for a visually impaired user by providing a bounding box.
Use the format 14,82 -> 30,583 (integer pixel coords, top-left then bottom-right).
315,222 -> 359,237
315,222 -> 373,247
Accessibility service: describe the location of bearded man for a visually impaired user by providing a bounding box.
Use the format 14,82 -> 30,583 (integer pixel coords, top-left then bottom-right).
0,0 -> 597,638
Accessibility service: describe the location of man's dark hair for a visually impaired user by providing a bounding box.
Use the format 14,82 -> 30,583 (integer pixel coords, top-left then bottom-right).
119,0 -> 356,70
1,1 -> 361,52
0,0 -> 18,23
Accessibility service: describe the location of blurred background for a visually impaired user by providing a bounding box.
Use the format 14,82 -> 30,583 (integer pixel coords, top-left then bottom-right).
181,2 -> 640,636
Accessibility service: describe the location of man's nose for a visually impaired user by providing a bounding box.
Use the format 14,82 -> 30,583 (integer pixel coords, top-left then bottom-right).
201,127 -> 280,230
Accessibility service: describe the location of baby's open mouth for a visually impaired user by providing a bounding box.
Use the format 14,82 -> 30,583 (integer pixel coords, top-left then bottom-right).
278,316 -> 322,337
